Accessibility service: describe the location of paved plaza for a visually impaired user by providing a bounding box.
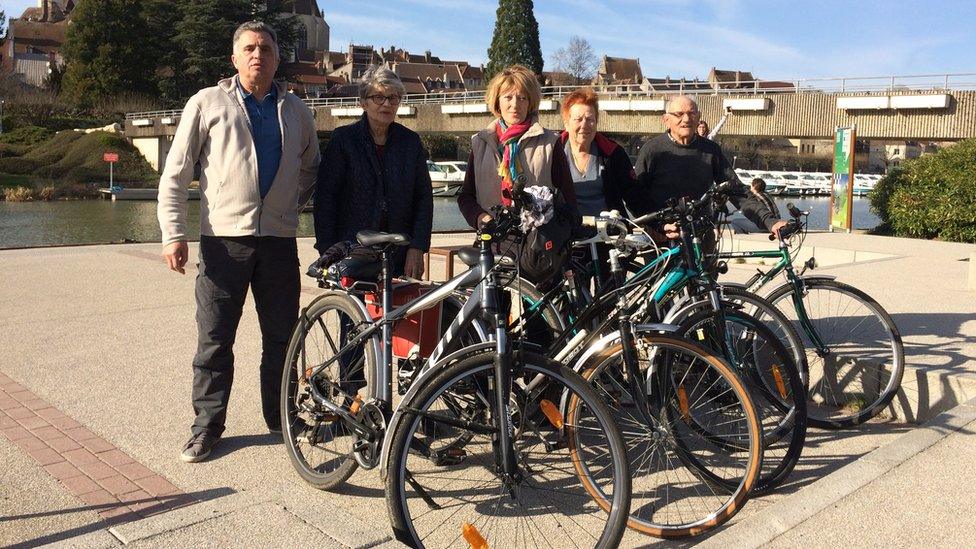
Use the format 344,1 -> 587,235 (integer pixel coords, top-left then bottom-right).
1,231 -> 974,547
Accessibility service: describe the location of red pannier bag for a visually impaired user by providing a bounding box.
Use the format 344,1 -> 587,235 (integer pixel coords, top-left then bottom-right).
365,282 -> 442,360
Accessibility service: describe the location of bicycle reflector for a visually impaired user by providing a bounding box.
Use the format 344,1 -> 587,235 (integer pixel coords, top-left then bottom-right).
462,522 -> 488,549
677,385 -> 691,421
770,364 -> 788,399
539,399 -> 564,429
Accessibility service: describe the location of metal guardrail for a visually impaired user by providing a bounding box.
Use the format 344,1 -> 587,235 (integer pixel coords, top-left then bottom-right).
125,72 -> 976,120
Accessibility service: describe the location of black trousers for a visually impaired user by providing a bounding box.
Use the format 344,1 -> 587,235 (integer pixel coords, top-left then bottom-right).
191,235 -> 299,437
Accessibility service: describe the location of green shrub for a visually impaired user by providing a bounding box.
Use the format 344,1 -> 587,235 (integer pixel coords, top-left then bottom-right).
3,186 -> 35,201
0,156 -> 39,174
869,165 -> 904,226
873,139 -> 976,243
33,131 -> 156,184
0,125 -> 53,147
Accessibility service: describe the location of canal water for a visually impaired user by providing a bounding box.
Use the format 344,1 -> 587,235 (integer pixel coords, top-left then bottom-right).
0,196 -> 880,249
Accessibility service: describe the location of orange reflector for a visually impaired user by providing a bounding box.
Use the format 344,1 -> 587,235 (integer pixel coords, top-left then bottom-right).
463,522 -> 488,549
539,399 -> 564,429
677,385 -> 691,421
350,395 -> 363,415
771,365 -> 788,399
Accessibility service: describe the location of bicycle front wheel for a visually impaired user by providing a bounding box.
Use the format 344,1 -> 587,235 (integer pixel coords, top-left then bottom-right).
766,279 -> 904,428
281,292 -> 376,490
579,333 -> 763,538
385,350 -> 630,549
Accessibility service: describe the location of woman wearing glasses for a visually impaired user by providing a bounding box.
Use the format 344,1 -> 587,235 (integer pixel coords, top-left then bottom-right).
314,66 -> 433,278
457,64 -> 576,285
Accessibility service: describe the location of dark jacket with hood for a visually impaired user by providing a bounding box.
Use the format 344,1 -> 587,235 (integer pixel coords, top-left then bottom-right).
559,131 -> 652,217
314,115 -> 434,271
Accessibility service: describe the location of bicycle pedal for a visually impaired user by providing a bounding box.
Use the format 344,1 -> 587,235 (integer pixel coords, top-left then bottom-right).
430,447 -> 466,466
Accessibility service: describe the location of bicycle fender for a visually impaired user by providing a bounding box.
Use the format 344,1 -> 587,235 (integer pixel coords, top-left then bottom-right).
801,275 -> 837,282
378,342 -> 496,479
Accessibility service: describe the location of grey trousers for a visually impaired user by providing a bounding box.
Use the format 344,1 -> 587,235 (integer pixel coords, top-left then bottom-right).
191,235 -> 299,437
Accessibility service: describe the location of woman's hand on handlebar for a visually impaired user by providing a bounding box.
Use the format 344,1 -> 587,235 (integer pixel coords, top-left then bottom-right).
768,219 -> 789,240
663,223 -> 680,240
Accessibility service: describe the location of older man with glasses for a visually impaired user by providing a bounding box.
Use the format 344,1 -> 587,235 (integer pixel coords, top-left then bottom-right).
634,95 -> 785,241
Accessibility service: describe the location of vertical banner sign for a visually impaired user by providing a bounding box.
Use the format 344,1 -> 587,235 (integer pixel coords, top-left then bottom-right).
830,126 -> 856,232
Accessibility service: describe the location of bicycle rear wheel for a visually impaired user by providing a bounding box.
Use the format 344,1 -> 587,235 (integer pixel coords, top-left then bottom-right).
578,333 -> 762,538
678,310 -> 807,494
281,292 -> 376,490
385,350 -> 630,549
766,279 -> 904,428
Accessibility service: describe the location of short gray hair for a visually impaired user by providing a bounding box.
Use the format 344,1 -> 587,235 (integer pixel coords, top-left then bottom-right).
359,66 -> 406,101
233,21 -> 279,57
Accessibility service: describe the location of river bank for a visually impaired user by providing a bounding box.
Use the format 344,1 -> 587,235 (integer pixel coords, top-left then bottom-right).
0,196 -> 881,249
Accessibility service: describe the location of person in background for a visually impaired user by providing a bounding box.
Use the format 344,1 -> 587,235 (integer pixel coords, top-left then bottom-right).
314,66 -> 433,278
750,177 -> 781,218
157,21 -> 320,463
696,119 -> 710,138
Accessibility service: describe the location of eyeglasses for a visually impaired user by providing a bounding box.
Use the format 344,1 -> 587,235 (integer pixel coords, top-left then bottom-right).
666,110 -> 700,119
366,94 -> 402,106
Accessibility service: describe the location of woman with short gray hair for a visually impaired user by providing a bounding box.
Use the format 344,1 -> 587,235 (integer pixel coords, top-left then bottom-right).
314,65 -> 433,278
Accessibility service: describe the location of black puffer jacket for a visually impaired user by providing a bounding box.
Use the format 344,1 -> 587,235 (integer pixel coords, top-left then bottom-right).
559,131 -> 652,217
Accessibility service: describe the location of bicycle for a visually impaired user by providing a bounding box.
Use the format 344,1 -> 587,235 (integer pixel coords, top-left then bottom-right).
281,199 -> 632,548
717,203 -> 905,428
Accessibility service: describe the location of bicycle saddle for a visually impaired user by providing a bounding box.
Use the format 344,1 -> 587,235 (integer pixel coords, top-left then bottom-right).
356,230 -> 410,247
457,246 -> 480,267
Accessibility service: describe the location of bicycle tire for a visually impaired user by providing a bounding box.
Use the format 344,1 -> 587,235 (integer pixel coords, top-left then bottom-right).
385,350 -> 631,549
765,279 -> 904,429
280,292 -> 377,490
677,310 -> 807,493
578,333 -> 763,538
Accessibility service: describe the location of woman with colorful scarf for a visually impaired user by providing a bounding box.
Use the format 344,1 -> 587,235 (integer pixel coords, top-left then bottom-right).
457,64 -> 576,231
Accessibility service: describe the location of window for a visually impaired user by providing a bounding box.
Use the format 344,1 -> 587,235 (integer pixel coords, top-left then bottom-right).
296,23 -> 308,53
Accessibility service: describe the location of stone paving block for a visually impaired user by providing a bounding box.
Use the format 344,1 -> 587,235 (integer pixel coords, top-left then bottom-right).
117,461 -> 156,482
33,425 -> 63,440
3,425 -> 33,440
108,490 -> 257,544
80,436 -> 115,454
35,407 -> 67,420
60,473 -> 102,495
0,397 -> 22,411
5,407 -> 35,420
36,528 -> 121,549
28,446 -> 65,466
13,434 -> 49,451
79,460 -> 118,481
97,449 -> 134,467
8,389 -> 33,402
44,460 -> 84,480
22,398 -> 52,411
48,436 -> 83,453
133,474 -> 178,496
63,447 -> 100,466
99,474 -> 140,497
48,415 -> 82,430
63,426 -> 98,442
78,489 -> 119,508
0,414 -> 18,428
16,415 -> 51,430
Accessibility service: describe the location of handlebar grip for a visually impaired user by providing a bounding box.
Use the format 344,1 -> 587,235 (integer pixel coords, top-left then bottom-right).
633,211 -> 663,225
581,215 -> 597,228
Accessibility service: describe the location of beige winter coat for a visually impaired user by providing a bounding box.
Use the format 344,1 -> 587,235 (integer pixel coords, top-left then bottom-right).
470,119 -> 558,212
157,76 -> 320,246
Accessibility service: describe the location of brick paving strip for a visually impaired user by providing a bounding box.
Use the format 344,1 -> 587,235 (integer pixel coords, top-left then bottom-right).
0,371 -> 197,525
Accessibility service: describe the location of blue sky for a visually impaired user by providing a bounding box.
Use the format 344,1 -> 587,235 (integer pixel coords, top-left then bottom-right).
4,0 -> 974,80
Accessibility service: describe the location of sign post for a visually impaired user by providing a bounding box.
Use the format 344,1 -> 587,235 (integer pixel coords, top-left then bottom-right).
829,126 -> 856,232
103,152 -> 120,193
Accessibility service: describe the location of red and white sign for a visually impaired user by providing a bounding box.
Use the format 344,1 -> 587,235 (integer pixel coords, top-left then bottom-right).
103,152 -> 119,162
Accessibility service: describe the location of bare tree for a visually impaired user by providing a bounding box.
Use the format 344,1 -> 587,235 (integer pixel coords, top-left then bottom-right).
549,36 -> 597,85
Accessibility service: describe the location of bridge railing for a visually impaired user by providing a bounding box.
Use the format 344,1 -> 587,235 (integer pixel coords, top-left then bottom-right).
125,72 -> 976,120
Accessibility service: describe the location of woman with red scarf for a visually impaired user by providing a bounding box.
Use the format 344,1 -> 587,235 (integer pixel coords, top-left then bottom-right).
457,65 -> 576,232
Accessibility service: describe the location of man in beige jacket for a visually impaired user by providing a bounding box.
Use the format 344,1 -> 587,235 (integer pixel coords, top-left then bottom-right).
157,21 -> 320,463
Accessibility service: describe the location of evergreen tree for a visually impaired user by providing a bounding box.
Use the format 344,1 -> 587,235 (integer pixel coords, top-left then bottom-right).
143,0 -> 187,105
1,10 -> 7,42
61,0 -> 156,104
249,1 -> 300,63
485,0 -> 544,79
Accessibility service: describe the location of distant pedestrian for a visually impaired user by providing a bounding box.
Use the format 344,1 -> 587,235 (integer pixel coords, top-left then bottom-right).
750,177 -> 781,218
696,120 -> 710,138
157,21 -> 320,463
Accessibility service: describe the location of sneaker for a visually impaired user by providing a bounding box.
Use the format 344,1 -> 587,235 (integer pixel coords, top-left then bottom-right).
180,432 -> 220,463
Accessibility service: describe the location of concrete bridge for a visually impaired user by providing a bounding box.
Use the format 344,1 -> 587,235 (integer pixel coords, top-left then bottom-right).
124,73 -> 976,170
